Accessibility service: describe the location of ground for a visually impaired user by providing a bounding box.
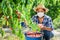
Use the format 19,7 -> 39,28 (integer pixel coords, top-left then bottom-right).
0,29 -> 60,40
51,29 -> 60,40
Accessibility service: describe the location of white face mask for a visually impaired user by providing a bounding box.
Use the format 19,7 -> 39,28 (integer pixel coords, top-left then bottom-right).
37,12 -> 44,18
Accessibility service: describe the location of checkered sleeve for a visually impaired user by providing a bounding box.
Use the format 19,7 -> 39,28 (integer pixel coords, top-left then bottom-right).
31,16 -> 36,22
47,17 -> 54,30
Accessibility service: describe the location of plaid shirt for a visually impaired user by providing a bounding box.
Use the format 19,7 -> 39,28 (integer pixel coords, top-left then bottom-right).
32,14 -> 54,37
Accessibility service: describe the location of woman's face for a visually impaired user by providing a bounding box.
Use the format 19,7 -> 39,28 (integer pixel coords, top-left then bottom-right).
37,8 -> 45,18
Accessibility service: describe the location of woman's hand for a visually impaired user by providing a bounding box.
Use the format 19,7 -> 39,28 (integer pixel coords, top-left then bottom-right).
38,24 -> 46,30
38,24 -> 44,28
38,24 -> 52,31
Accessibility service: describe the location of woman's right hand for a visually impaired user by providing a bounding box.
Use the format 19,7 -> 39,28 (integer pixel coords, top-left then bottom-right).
38,24 -> 44,28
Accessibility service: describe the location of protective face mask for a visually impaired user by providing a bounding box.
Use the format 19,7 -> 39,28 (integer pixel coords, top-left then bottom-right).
37,12 -> 44,18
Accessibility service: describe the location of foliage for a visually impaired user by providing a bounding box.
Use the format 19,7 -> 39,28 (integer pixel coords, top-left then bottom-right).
1,0 -> 23,40
53,15 -> 60,29
46,0 -> 60,20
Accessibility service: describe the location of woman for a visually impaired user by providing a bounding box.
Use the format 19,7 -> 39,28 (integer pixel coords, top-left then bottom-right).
32,4 -> 54,40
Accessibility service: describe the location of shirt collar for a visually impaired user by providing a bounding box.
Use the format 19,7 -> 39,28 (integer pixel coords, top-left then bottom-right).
36,14 -> 46,24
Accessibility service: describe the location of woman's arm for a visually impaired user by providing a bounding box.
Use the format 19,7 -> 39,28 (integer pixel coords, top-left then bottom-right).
38,18 -> 54,31
41,26 -> 53,31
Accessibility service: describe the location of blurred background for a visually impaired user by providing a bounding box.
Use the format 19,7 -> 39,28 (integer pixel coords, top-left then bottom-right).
0,0 -> 60,40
